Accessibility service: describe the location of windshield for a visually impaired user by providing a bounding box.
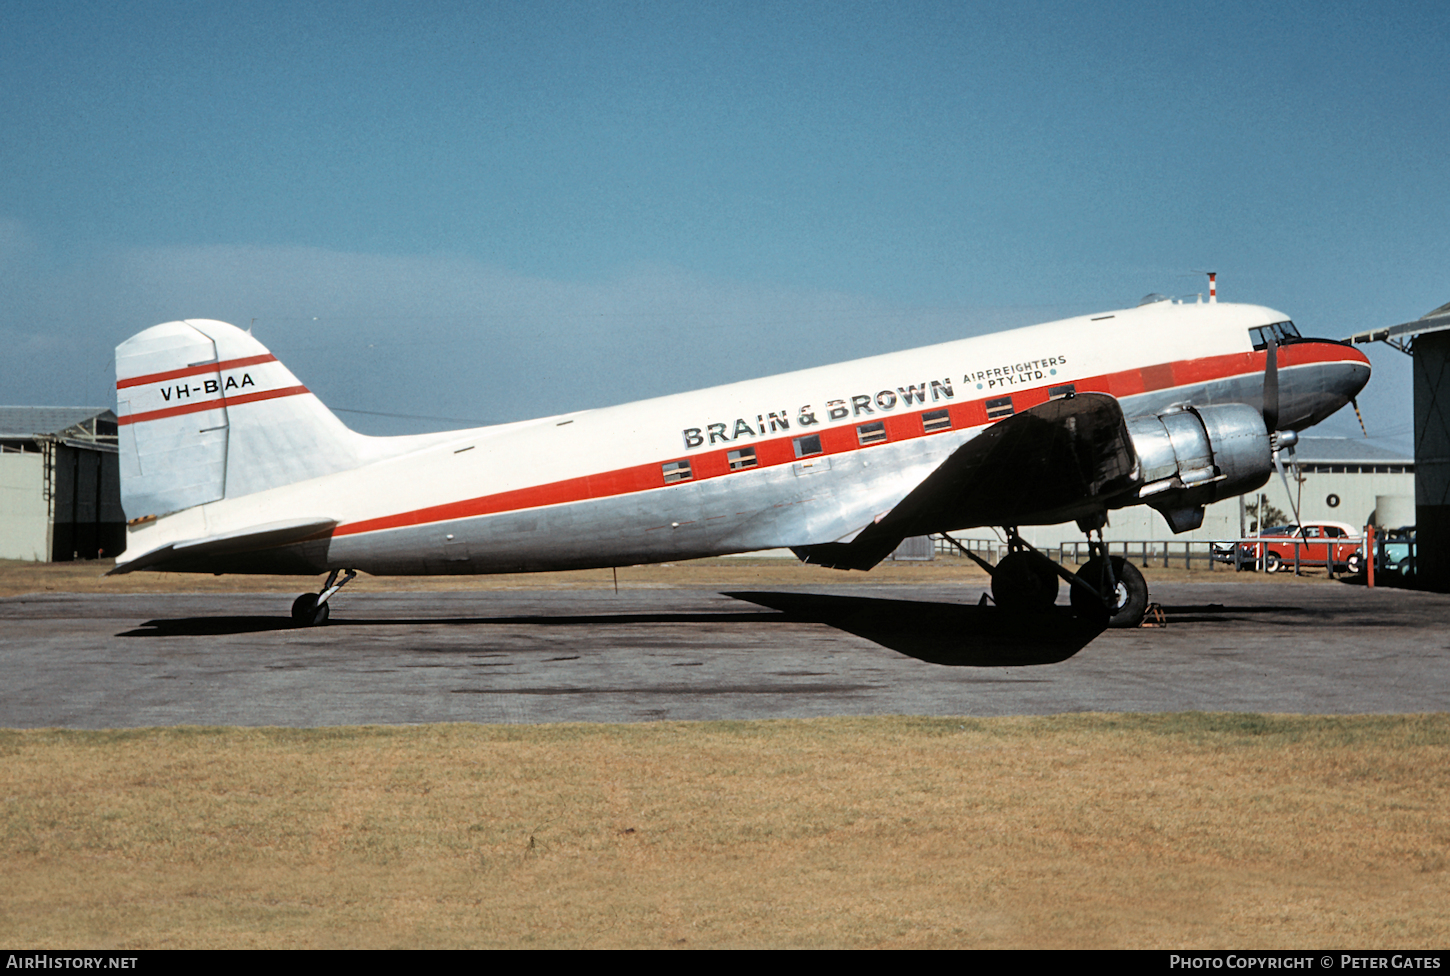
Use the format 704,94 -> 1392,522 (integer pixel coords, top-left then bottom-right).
1250,321 -> 1302,350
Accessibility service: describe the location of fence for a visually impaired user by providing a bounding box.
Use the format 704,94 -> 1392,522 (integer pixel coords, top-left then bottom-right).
931,535 -> 1352,574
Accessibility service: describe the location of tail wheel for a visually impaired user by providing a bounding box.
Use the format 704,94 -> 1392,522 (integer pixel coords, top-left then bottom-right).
991,551 -> 1060,613
1071,555 -> 1148,629
1263,552 -> 1283,574
291,592 -> 330,627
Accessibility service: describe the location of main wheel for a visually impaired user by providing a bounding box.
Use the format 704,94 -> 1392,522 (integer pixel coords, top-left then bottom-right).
291,592 -> 330,627
1070,556 -> 1148,629
991,551 -> 1060,613
1263,552 -> 1283,574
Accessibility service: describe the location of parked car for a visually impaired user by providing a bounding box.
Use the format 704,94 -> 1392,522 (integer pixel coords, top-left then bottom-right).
1214,521 -> 1362,573
1345,526 -> 1416,577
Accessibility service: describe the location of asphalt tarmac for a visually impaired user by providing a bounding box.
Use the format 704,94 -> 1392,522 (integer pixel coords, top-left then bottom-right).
2,581 -> 1447,728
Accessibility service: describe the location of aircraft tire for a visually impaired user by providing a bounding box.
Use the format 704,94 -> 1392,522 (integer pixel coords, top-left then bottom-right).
1346,553 -> 1363,576
1071,556 -> 1148,629
1263,552 -> 1283,574
291,593 -> 330,627
991,551 -> 1060,613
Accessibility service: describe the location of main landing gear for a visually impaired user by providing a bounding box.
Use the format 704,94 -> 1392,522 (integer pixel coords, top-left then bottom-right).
942,527 -> 1149,629
292,568 -> 356,627
1071,548 -> 1148,629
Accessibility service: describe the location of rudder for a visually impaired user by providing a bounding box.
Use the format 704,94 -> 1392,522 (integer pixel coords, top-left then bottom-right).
116,319 -> 363,519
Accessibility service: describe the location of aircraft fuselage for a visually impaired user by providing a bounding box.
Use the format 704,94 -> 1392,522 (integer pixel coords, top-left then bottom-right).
113,299 -> 1369,576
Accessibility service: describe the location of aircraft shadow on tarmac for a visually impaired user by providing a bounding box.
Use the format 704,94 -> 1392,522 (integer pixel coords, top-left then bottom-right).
115,592 -> 1106,666
722,592 -> 1106,666
115,611 -> 788,638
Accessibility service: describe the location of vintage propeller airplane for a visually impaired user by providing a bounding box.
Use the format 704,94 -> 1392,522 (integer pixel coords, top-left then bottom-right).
109,285 -> 1370,629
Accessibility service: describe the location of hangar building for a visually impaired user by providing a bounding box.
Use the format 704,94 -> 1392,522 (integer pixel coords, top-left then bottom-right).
1347,302 -> 1450,589
0,407 -> 126,561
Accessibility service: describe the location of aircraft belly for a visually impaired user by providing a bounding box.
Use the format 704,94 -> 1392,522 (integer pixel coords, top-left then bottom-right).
324,434 -> 958,575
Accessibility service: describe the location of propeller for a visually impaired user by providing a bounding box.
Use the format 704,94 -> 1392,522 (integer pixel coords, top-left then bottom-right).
1262,333 -> 1303,530
1263,333 -> 1280,434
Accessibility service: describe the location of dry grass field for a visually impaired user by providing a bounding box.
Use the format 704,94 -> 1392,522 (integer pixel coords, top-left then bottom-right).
0,551 -> 1340,599
2,554 -> 965,597
2,715 -> 1446,949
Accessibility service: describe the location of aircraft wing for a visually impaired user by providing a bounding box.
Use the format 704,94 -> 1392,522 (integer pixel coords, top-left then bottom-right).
793,393 -> 1140,570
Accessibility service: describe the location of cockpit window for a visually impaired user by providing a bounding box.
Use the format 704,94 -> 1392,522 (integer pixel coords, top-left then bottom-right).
1249,321 -> 1301,350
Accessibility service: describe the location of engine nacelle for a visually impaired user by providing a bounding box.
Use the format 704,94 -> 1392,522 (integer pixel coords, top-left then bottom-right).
1123,403 -> 1273,533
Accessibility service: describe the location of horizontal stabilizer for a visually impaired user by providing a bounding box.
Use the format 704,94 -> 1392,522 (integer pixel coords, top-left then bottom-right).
109,517 -> 338,574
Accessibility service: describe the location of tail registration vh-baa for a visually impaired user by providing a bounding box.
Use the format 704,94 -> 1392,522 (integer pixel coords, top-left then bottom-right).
110,290 -> 1370,628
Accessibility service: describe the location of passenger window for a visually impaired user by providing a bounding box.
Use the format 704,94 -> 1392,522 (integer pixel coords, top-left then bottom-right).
1048,384 -> 1076,400
856,421 -> 887,445
727,447 -> 757,470
921,409 -> 951,433
986,396 -> 1014,420
793,434 -> 822,458
662,460 -> 692,483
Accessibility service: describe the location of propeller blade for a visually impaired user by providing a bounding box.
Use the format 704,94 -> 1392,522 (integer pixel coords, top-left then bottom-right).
1352,397 -> 1369,438
1274,444 -> 1302,530
1263,333 -> 1280,433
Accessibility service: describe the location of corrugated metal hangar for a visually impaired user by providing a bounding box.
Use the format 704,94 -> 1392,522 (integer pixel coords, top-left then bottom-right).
0,406 -> 126,561
1347,301 -> 1450,590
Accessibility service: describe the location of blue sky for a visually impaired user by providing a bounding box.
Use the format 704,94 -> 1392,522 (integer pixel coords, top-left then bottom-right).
2,0 -> 1445,443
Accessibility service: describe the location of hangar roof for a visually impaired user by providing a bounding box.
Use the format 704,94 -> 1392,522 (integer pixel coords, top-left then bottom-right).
0,406 -> 117,441
1294,436 -> 1412,466
1345,301 -> 1450,350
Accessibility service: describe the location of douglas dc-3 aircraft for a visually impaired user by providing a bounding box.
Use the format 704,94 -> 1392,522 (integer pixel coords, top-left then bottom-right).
109,290 -> 1370,629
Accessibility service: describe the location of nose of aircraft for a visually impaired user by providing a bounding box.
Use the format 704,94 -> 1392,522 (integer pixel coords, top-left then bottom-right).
1337,347 -> 1372,400
1292,341 -> 1371,430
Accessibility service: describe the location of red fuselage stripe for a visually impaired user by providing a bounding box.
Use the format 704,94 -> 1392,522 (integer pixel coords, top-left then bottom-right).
117,386 -> 311,425
330,342 -> 1367,539
117,354 -> 278,389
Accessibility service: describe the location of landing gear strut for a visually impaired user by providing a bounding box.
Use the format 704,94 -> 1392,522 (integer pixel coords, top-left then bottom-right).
1069,531 -> 1148,628
292,568 -> 356,627
940,526 -> 1150,629
990,529 -> 1060,613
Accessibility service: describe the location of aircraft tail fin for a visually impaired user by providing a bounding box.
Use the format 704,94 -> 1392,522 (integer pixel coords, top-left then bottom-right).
115,319 -> 366,520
